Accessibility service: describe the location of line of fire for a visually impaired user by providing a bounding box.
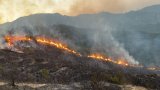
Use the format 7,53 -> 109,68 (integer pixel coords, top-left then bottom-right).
4,35 -> 160,71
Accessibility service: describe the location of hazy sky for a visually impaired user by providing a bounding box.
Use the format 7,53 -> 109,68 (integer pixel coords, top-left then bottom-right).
0,0 -> 160,24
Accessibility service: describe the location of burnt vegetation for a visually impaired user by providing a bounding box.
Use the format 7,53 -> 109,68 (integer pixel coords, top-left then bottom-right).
0,44 -> 159,89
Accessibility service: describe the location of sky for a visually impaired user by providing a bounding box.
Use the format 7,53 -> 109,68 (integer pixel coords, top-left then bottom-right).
0,0 -> 160,24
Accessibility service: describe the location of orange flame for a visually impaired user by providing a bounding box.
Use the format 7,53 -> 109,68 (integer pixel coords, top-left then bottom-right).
4,35 -> 130,66
5,36 -> 31,46
4,35 -> 81,56
87,53 -> 112,62
88,53 -> 129,66
117,60 -> 128,66
35,37 -> 81,56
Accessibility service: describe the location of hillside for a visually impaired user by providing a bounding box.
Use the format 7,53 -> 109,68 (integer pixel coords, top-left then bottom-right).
0,41 -> 159,89
0,5 -> 160,66
0,4 -> 160,90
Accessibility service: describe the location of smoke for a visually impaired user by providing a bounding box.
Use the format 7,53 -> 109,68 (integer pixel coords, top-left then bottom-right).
0,0 -> 71,23
0,13 -> 140,65
0,0 -> 160,24
2,1 -> 160,65
85,24 -> 139,64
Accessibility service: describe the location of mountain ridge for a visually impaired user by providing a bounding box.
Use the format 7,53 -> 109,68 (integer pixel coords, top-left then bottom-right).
0,5 -> 160,66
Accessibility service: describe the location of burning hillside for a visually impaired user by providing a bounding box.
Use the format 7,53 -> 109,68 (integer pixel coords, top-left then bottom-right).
5,35 -> 81,56
3,35 -> 134,67
4,35 -> 160,70
4,35 -> 160,72
0,36 -> 159,89
0,21 -> 159,90
0,7 -> 160,89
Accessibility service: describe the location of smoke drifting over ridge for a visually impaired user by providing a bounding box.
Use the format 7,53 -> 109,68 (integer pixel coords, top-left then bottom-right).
0,0 -> 160,24
0,1 -> 160,66
0,13 -> 139,65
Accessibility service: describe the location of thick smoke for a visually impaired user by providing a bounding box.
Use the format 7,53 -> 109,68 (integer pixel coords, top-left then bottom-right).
0,13 -> 139,65
0,3 -> 160,66
88,26 -> 139,64
0,0 -> 160,24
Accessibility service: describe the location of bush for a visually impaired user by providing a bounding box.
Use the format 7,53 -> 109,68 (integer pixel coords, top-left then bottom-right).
107,72 -> 125,84
81,72 -> 106,90
39,69 -> 49,79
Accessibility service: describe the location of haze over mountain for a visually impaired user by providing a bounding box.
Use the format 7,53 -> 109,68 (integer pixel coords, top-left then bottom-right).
0,5 -> 160,66
0,0 -> 160,23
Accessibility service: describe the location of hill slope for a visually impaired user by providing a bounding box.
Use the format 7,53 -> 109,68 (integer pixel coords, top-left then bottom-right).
0,43 -> 159,89
1,5 -> 160,66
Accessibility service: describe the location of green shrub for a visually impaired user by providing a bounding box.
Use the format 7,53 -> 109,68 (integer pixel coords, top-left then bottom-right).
40,69 -> 49,79
109,72 -> 125,84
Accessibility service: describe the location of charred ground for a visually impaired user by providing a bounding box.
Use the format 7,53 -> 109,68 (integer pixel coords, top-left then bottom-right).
0,44 -> 159,89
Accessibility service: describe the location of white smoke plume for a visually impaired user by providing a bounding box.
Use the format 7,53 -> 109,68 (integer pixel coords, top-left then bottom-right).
0,13 -> 139,65
87,24 -> 139,64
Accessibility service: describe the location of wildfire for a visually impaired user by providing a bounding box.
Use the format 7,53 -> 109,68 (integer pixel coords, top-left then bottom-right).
5,36 -> 31,46
87,53 -> 112,62
117,60 -> 129,66
87,53 -> 129,66
4,35 -> 81,56
35,37 -> 81,56
4,35 -> 130,66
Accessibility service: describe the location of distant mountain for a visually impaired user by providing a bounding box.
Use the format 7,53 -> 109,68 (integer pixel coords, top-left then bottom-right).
1,5 -> 160,66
